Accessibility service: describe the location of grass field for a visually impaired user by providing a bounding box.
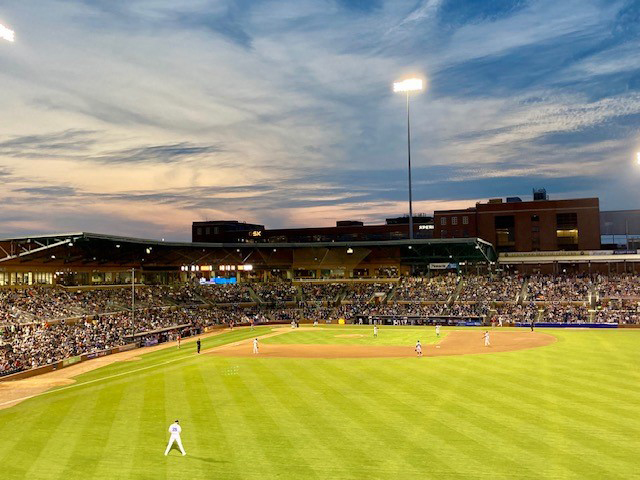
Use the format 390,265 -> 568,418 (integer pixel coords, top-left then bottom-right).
261,325 -> 445,345
1,326 -> 639,479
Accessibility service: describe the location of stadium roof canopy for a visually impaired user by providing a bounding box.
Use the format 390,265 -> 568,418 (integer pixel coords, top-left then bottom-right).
0,232 -> 497,271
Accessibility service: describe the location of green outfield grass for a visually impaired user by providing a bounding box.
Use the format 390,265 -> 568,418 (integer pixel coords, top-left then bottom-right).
262,325 -> 446,346
0,327 -> 639,479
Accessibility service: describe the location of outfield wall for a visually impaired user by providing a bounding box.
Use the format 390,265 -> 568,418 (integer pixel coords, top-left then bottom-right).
0,342 -> 140,382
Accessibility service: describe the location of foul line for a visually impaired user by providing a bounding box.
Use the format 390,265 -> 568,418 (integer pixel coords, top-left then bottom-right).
0,329 -> 279,409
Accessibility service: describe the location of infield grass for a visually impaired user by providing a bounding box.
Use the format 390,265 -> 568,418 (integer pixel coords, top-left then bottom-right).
262,325 -> 446,345
0,326 -> 639,479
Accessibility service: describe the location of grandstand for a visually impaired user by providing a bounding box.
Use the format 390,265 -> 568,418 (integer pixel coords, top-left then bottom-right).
2,231 -> 640,379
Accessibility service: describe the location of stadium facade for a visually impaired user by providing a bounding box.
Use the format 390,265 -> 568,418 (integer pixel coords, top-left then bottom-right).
2,193 -> 640,286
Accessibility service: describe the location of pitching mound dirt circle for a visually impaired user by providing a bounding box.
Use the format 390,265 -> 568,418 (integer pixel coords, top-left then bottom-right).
207,330 -> 556,359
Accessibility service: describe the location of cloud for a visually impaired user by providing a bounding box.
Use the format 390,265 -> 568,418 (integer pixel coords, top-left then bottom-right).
0,0 -> 639,240
92,142 -> 225,164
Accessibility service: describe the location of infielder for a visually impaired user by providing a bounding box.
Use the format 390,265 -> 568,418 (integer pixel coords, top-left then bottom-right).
435,324 -> 441,337
253,338 -> 259,354
176,333 -> 181,349
373,325 -> 378,338
415,340 -> 422,357
196,338 -> 201,354
164,420 -> 186,456
483,330 -> 491,347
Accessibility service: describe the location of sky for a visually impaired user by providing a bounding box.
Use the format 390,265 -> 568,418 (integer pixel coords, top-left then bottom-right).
0,0 -> 639,241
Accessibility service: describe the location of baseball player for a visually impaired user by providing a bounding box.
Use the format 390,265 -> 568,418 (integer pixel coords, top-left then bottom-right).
435,324 -> 441,337
373,325 -> 378,338
498,317 -> 503,327
253,338 -> 259,354
164,420 -> 186,456
176,333 -> 181,349
196,338 -> 201,354
483,330 -> 491,347
415,340 -> 422,357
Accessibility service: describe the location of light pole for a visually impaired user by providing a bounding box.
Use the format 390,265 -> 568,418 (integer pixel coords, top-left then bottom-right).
393,78 -> 423,239
0,23 -> 15,42
131,268 -> 135,325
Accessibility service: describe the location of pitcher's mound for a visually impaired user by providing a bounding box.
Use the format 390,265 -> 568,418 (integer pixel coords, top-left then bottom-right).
208,330 -> 556,359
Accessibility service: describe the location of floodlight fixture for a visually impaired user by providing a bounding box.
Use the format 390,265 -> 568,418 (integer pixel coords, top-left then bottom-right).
636,151 -> 640,165
0,23 -> 15,42
393,78 -> 423,93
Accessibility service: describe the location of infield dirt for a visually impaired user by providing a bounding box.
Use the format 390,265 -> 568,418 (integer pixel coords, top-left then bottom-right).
207,329 -> 556,358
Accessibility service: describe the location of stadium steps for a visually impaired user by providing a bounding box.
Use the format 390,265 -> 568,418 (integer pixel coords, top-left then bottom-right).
447,278 -> 464,306
518,277 -> 529,305
334,287 -> 347,306
247,286 -> 264,304
384,285 -> 397,304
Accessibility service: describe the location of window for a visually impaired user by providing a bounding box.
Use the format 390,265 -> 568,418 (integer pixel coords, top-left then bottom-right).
197,228 -> 203,235
532,226 -> 540,232
556,213 -> 579,249
441,230 -> 447,238
440,217 -> 447,225
451,217 -> 458,225
531,214 -> 540,222
495,215 -> 515,248
205,227 -> 210,235
462,216 -> 469,225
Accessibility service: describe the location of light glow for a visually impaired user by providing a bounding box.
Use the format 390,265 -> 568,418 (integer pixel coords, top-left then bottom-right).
0,23 -> 15,42
393,78 -> 423,93
637,152 -> 640,165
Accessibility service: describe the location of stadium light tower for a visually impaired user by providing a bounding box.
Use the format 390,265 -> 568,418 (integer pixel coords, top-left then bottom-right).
393,77 -> 423,240
0,23 -> 15,42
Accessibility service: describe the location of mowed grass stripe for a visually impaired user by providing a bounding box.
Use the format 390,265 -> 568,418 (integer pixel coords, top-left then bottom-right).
3,396 -> 84,479
349,359 -> 546,478
223,359 -> 322,479
22,390 -> 101,480
203,357 -> 292,479
55,382 -> 129,480
262,326 -> 441,346
246,361 -> 368,478
186,361 -> 244,480
320,359 -> 514,479
268,359 -> 459,478
284,359 -> 470,478
426,355 -> 637,477
90,379 -> 148,480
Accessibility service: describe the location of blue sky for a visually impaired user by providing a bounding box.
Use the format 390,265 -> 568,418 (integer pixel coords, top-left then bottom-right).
0,0 -> 639,240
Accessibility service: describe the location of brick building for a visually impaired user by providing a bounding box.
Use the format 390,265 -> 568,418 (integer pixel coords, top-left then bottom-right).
435,196 -> 601,252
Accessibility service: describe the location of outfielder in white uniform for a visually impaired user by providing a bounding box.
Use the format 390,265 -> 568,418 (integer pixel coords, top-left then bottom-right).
373,325 -> 378,338
483,331 -> 491,347
435,324 -> 440,337
164,420 -> 186,456
253,338 -> 259,354
415,340 -> 422,357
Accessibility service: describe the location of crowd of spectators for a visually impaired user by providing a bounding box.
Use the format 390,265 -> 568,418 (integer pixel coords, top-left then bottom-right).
458,275 -> 522,302
4,274 -> 640,375
543,303 -> 590,323
300,283 -> 344,303
343,283 -> 394,303
252,283 -> 298,305
196,285 -> 253,304
527,275 -> 594,302
0,307 -> 221,376
493,303 -> 539,324
394,275 -> 459,302
596,274 -> 640,299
